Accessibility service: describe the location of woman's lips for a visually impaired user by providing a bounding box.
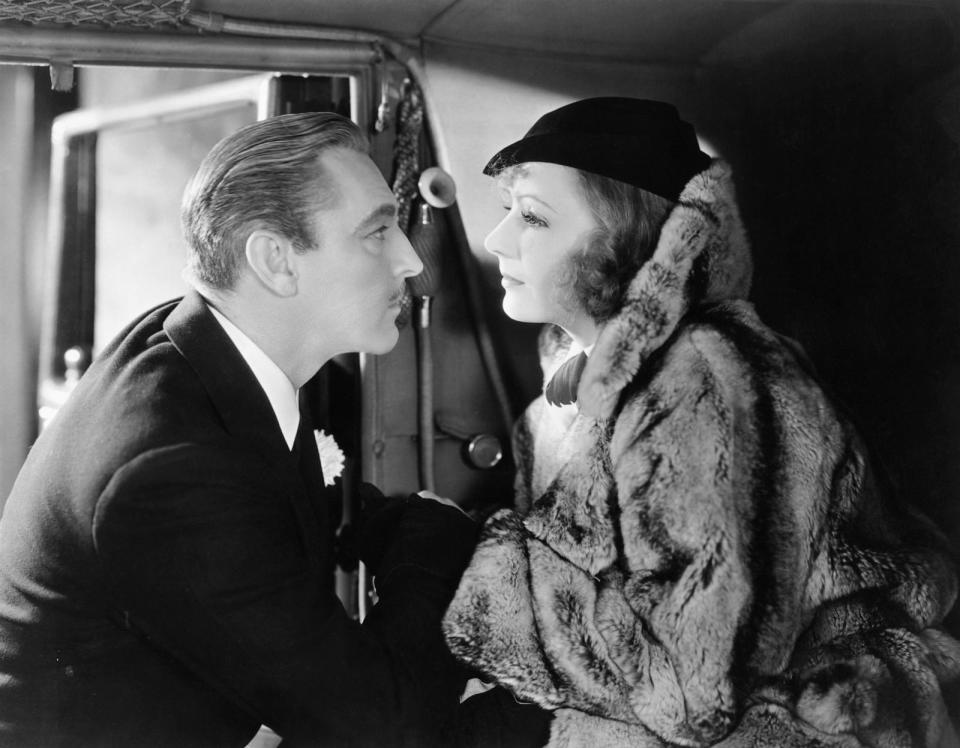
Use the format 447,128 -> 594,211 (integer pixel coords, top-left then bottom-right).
501,273 -> 523,288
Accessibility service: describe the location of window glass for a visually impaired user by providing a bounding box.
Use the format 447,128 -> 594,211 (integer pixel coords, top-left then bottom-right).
87,68 -> 257,351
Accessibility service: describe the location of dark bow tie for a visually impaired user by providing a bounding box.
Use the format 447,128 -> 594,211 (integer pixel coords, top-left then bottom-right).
545,351 -> 588,407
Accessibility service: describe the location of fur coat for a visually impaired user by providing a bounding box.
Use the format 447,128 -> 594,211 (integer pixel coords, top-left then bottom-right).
444,162 -> 960,747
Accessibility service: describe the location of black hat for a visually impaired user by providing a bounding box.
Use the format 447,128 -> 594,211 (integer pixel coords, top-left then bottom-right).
483,97 -> 711,201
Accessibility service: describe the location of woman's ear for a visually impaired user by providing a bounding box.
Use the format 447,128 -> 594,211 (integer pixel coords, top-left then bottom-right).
244,230 -> 298,297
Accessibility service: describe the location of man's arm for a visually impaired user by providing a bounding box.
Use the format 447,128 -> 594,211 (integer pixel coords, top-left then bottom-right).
92,442 -> 476,746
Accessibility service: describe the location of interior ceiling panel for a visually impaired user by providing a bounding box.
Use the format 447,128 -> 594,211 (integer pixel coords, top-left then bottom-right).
704,1 -> 953,65
192,0 -> 453,38
191,0 -> 771,60
190,0 -> 950,66
421,0 -> 771,63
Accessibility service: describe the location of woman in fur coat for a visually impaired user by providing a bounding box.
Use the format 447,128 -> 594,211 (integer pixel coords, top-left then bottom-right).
443,98 -> 960,747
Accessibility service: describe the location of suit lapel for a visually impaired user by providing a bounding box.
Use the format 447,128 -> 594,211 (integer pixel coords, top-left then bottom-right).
163,290 -> 327,568
163,290 -> 285,456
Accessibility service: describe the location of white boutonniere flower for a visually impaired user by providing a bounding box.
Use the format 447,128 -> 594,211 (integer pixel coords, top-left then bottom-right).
313,429 -> 345,486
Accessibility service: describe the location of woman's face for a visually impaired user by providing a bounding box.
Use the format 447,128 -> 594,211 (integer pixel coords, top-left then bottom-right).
484,162 -> 598,330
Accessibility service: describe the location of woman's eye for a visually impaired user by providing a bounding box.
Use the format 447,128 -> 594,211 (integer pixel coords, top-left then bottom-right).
521,210 -> 547,228
369,226 -> 388,241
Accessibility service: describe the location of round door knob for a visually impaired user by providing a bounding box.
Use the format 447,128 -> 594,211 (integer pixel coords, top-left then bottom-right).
64,346 -> 90,384
464,434 -> 503,469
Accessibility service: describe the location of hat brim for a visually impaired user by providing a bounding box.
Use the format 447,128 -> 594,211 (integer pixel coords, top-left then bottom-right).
483,132 -> 711,202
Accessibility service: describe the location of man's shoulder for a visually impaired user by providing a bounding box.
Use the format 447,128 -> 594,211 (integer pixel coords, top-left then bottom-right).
70,318 -> 214,440
27,299 -> 234,494
77,294 -> 249,436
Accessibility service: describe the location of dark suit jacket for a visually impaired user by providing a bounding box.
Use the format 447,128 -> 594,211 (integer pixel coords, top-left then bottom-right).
0,291 -> 476,747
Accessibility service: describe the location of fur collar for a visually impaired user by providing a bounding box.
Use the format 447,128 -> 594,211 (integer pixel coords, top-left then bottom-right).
577,160 -> 752,419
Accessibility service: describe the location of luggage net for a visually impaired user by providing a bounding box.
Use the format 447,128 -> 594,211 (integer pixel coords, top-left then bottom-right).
0,0 -> 191,29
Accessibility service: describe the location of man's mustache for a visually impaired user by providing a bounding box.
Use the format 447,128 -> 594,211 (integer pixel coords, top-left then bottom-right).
395,284 -> 414,329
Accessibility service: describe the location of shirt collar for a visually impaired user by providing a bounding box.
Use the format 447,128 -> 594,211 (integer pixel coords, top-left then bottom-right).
569,341 -> 594,358
206,303 -> 300,450
561,340 -> 594,366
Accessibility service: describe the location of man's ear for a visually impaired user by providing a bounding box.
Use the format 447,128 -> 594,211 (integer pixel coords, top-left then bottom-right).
244,230 -> 298,297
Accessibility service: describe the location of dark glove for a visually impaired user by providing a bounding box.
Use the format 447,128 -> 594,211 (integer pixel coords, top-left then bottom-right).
356,482 -> 408,577
356,482 -> 479,583
449,686 -> 553,748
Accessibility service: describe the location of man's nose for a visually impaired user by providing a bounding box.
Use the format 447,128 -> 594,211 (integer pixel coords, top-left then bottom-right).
395,231 -> 424,278
483,216 -> 514,258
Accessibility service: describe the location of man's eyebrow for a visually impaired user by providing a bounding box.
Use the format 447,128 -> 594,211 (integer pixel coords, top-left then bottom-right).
353,203 -> 397,234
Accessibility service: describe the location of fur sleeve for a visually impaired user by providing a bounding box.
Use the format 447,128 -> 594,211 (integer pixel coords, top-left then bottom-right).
605,327 -> 757,743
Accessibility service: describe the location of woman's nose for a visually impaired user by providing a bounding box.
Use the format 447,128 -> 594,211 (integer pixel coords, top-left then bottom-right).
483,215 -> 515,258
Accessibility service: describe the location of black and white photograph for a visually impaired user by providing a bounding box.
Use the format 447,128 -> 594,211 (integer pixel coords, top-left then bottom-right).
0,1 -> 958,745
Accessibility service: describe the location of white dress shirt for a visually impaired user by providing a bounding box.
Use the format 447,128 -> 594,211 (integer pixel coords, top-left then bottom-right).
206,304 -> 300,450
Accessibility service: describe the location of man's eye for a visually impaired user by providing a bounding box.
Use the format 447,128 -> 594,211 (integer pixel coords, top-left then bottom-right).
369,226 -> 388,240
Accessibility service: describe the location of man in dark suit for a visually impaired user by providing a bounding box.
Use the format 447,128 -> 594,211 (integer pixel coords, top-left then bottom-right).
0,112 -> 477,746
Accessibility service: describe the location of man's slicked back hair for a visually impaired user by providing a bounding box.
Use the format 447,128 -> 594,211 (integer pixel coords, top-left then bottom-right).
181,112 -> 368,291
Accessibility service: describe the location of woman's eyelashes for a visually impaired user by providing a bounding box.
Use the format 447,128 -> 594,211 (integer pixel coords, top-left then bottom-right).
501,200 -> 548,228
520,209 -> 548,228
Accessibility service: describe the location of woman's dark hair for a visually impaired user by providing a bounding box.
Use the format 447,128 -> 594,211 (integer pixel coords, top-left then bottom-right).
565,170 -> 676,322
